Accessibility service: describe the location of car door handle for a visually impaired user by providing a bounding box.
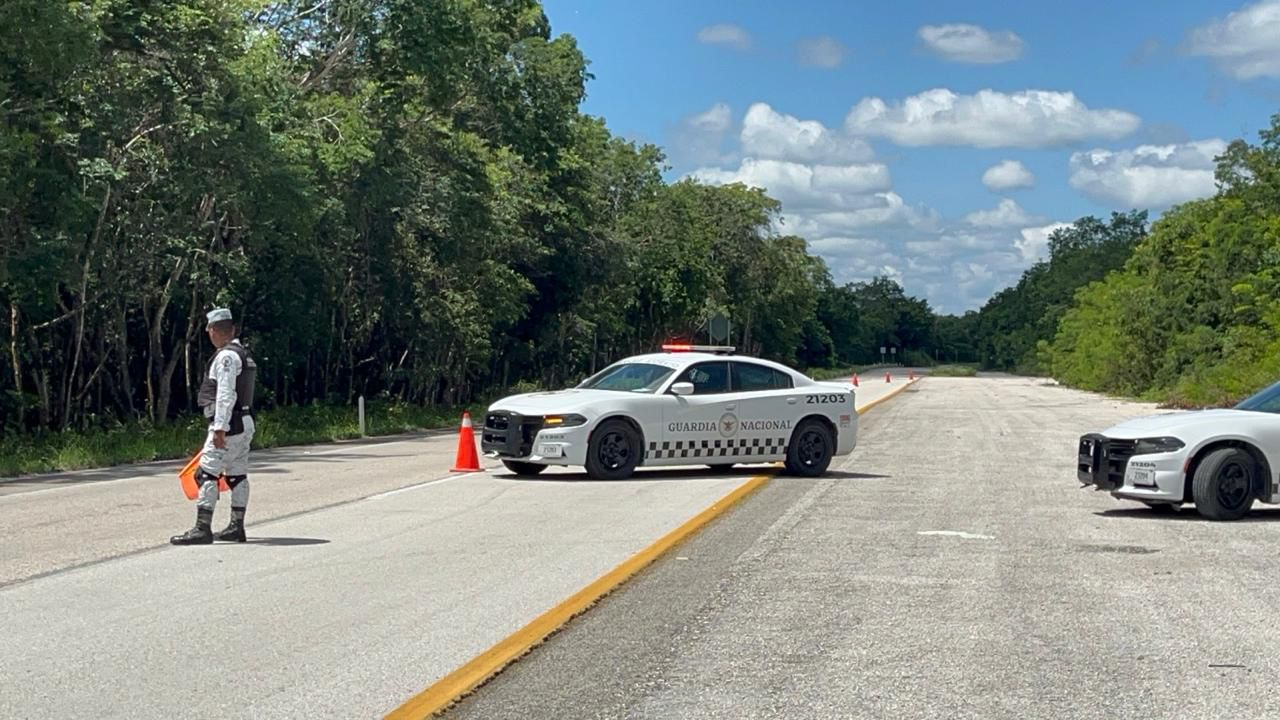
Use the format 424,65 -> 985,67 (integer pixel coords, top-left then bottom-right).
787,397 -> 798,404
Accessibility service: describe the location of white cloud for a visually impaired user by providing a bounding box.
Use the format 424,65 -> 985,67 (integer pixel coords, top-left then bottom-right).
844,88 -> 1142,148
1067,139 -> 1228,209
907,257 -> 945,274
964,198 -> 1040,228
797,36 -> 847,68
669,102 -> 737,167
786,208 -> 1074,311
810,164 -> 893,195
1187,0 -> 1280,79
689,158 -> 892,211
950,260 -> 995,286
741,103 -> 874,164
697,24 -> 752,51
982,160 -> 1035,191
688,103 -> 733,134
918,23 -> 1025,63
782,192 -> 939,234
682,100 -> 1089,314
808,237 -> 889,256
1016,222 -> 1072,261
906,231 -> 1007,256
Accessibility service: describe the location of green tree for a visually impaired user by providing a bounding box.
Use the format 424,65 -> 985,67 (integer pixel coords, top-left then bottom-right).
972,210 -> 1146,373
1044,113 -> 1280,407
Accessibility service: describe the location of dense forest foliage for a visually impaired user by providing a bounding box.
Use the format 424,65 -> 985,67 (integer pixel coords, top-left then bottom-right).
0,0 -> 941,437
964,210 -> 1149,374
1045,113 -> 1280,407
961,112 -> 1280,408
4,0 -> 1276,446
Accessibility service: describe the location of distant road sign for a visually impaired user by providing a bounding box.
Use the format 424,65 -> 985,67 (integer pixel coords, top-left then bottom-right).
709,313 -> 730,342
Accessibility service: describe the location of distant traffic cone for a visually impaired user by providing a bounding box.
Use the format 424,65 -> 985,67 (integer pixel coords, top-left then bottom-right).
885,371 -> 892,382
909,369 -> 915,380
851,373 -> 859,387
450,411 -> 483,472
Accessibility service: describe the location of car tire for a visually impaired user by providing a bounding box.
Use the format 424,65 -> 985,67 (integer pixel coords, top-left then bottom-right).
1191,447 -> 1256,521
502,460 -> 547,477
784,418 -> 834,477
585,418 -> 642,480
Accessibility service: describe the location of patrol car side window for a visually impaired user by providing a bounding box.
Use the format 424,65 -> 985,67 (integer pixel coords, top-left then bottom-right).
673,361 -> 730,394
731,361 -> 793,391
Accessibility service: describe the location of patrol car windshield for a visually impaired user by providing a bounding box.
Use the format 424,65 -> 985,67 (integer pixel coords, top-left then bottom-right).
577,363 -> 675,393
1235,380 -> 1280,413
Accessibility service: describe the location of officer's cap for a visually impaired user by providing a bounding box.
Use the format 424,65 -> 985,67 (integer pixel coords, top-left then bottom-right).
206,308 -> 233,326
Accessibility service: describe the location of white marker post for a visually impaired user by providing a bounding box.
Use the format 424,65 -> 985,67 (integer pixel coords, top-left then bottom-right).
358,395 -> 366,436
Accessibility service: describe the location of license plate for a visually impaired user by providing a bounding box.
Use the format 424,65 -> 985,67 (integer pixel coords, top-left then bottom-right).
536,443 -> 564,458
1128,467 -> 1156,486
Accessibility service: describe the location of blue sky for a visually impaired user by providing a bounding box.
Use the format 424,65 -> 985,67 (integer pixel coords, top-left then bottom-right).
540,0 -> 1280,314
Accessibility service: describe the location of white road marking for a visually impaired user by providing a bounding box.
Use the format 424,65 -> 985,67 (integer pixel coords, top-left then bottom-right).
917,530 -> 995,540
364,472 -> 476,500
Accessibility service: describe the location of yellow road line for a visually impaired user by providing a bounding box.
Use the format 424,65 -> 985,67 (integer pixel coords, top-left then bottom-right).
857,376 -> 920,416
385,375 -> 921,718
384,474 -> 770,719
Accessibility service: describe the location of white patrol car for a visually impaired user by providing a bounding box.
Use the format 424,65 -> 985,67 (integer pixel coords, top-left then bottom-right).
480,345 -> 858,480
1078,379 -> 1280,520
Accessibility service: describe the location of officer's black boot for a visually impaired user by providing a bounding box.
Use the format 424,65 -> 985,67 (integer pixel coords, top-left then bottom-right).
215,506 -> 247,543
170,507 -> 214,545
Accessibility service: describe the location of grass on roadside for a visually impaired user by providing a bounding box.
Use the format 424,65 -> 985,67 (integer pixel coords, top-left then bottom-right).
928,364 -> 979,377
806,363 -> 979,381
807,365 -> 884,381
0,400 -> 479,479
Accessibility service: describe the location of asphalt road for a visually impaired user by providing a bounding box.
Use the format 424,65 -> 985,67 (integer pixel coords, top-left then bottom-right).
442,376 -> 1280,720
0,375 -> 910,719
0,373 -> 907,589
0,429 -> 472,587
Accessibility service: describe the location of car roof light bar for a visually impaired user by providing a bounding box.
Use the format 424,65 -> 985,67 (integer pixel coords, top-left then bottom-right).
660,344 -> 736,354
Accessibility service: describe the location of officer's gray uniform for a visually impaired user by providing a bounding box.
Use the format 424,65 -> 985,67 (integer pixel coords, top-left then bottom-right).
196,337 -> 256,511
170,307 -> 257,545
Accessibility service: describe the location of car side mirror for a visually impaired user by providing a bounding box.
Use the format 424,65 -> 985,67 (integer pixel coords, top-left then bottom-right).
671,382 -> 695,396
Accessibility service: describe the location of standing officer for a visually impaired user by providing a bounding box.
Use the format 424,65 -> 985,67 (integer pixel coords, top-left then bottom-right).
171,307 -> 258,545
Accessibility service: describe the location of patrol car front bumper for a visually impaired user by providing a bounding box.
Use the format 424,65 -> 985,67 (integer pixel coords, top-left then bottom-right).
481,411 -> 589,465
1077,433 -> 1186,501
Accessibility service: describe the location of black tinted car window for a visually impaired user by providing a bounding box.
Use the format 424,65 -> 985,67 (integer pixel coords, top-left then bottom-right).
732,362 -> 792,391
676,362 -> 730,394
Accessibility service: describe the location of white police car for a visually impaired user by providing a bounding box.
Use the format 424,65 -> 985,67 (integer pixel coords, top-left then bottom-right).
481,345 -> 858,480
1078,379 -> 1280,520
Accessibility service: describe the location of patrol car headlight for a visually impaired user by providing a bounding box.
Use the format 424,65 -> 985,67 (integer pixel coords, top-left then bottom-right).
542,414 -> 587,428
1133,436 -> 1184,455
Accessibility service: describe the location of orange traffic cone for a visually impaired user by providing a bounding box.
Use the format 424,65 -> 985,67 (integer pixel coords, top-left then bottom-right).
885,371 -> 892,382
909,369 -> 916,380
451,411 -> 483,472
851,373 -> 859,387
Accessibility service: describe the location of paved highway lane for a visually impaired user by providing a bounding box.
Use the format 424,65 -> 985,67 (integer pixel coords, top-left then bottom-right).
0,373 -> 906,588
0,430 -> 474,587
443,376 -> 1280,720
0,374 -> 911,719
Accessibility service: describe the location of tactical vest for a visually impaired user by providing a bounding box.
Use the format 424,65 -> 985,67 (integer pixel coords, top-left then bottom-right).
198,341 -> 256,433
